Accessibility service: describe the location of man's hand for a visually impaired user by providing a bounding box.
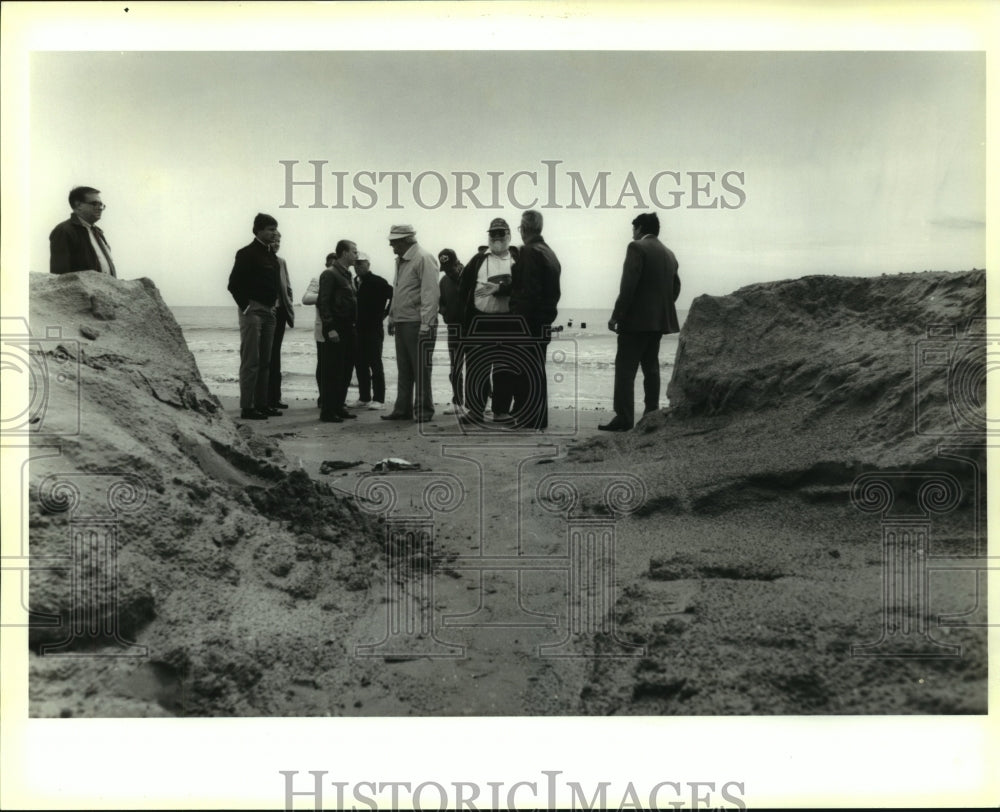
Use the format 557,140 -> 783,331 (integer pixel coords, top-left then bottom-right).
608,319 -> 618,333
327,329 -> 340,342
419,324 -> 430,335
387,322 -> 395,336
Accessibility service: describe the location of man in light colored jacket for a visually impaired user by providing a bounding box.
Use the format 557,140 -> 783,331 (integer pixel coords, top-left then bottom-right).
381,225 -> 440,423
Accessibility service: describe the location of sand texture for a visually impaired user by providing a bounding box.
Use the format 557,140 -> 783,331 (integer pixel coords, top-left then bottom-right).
25,268 -> 986,716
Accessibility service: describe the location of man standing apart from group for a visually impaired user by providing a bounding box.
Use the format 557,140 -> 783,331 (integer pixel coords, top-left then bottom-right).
510,209 -> 561,431
350,252 -> 393,410
227,213 -> 281,421
267,230 -> 295,411
382,225 -> 440,423
50,186 -> 116,277
600,212 -> 681,432
317,240 -> 360,423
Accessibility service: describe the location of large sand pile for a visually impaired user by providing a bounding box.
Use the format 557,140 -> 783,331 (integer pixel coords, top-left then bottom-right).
568,270 -> 987,714
27,272 -> 384,715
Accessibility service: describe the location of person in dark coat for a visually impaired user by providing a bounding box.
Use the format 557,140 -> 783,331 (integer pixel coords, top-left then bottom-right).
49,186 -> 117,277
599,212 -> 681,431
317,240 -> 359,423
437,248 -> 465,414
267,230 -> 295,410
457,219 -> 521,427
227,213 -> 281,421
350,252 -> 393,409
509,209 -> 561,431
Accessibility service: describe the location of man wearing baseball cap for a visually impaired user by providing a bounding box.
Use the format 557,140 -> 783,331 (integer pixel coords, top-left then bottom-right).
456,217 -> 520,428
381,225 -> 440,422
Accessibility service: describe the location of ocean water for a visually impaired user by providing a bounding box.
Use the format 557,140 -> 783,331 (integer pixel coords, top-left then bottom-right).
171,305 -> 686,411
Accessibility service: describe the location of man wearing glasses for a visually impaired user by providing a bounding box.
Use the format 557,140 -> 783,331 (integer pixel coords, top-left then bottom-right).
49,186 -> 117,277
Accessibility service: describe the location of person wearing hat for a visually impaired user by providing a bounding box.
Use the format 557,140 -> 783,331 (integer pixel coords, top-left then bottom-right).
456,217 -> 521,428
349,251 -> 394,410
227,212 -> 282,421
381,225 -> 440,422
437,248 -> 466,415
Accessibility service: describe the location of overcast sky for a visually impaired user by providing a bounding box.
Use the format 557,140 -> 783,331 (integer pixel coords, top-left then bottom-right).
27,49 -> 984,310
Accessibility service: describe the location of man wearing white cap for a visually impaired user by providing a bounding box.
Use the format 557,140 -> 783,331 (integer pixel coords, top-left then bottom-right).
381,225 -> 440,422
350,251 -> 393,409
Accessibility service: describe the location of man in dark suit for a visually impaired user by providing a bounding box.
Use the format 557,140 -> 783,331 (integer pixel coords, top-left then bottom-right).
509,209 -> 561,431
349,252 -> 393,410
599,212 -> 681,432
317,240 -> 360,423
49,186 -> 117,277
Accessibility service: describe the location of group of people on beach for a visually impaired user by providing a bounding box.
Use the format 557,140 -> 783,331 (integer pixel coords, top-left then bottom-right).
227,210 -> 564,431
50,187 -> 682,432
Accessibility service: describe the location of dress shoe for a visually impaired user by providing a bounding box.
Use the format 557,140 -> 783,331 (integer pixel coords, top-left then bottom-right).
337,410 -> 358,419
414,414 -> 434,423
368,401 -> 385,410
320,413 -> 343,423
381,413 -> 412,421
240,408 -> 268,420
274,402 -> 290,409
598,419 -> 632,432
264,407 -> 282,416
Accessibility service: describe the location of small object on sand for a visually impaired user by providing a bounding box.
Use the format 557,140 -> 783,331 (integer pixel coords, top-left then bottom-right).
373,457 -> 423,472
320,460 -> 364,474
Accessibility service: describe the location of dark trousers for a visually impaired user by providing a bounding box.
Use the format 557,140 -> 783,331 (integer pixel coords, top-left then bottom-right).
267,307 -> 289,407
320,323 -> 357,417
463,313 -> 520,419
315,341 -> 324,405
237,302 -> 276,411
613,330 -> 662,426
511,320 -> 551,430
390,322 -> 435,419
445,323 -> 464,406
355,326 -> 386,403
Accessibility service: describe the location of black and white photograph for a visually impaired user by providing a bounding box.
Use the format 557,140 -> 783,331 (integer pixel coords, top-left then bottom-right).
1,2 -> 996,809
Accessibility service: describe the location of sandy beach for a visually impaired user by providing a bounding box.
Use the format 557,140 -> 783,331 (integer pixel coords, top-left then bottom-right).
24,268 -> 987,718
